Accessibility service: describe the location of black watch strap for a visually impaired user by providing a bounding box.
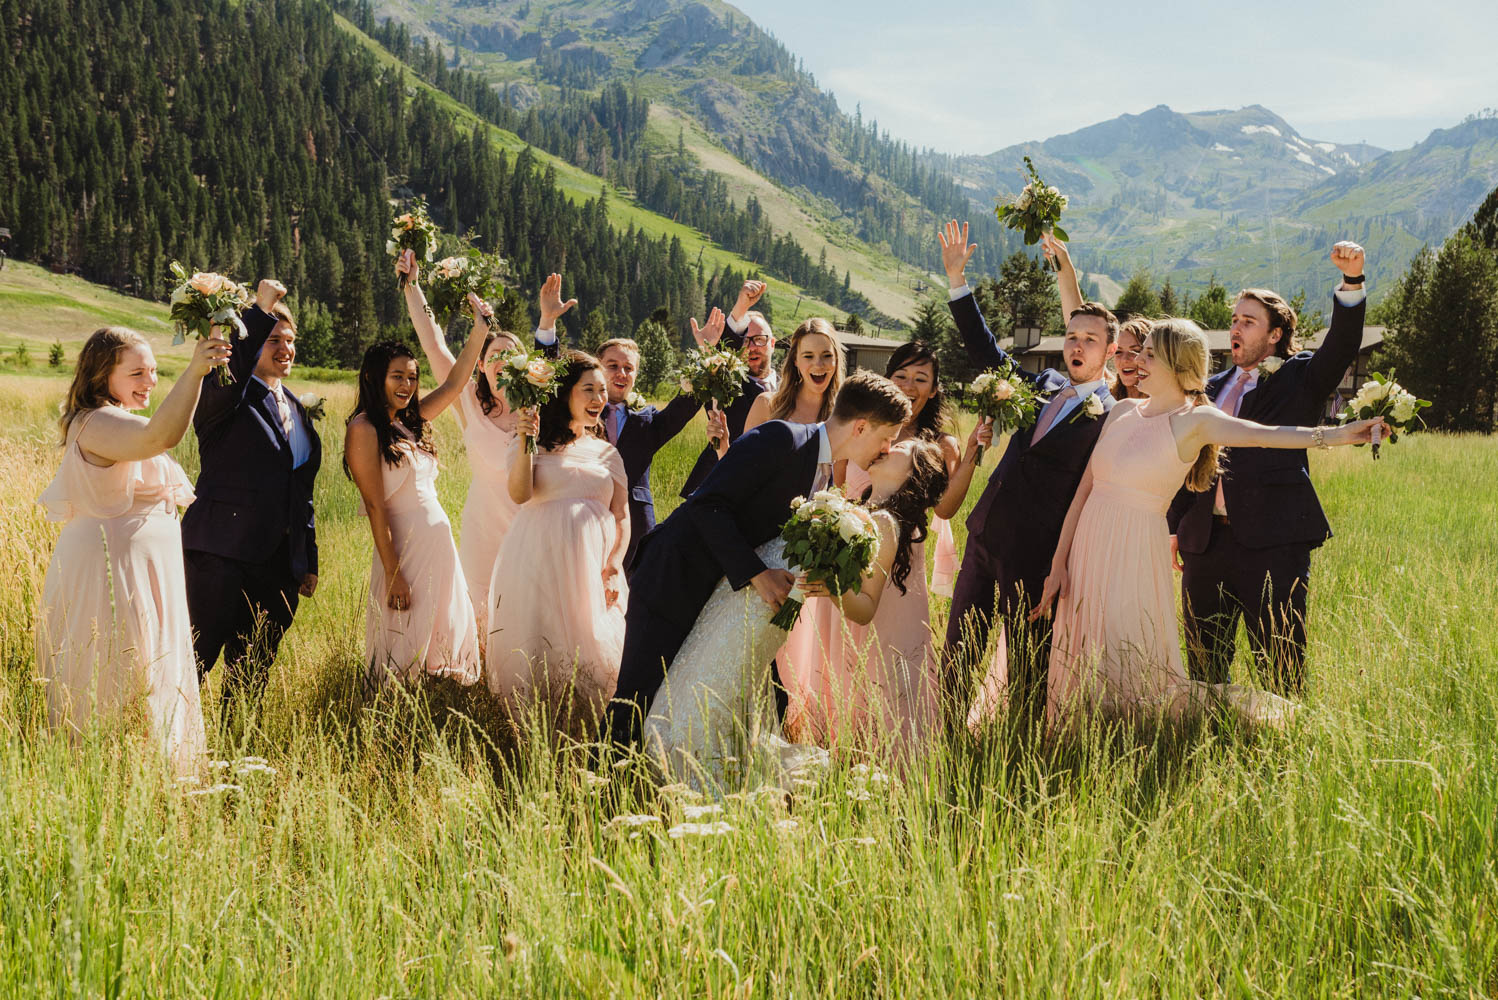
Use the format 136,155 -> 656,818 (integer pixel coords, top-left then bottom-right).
1343,273 -> 1365,285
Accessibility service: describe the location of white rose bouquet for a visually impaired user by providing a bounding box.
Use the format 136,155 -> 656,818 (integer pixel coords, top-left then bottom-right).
994,156 -> 1069,270
423,246 -> 509,327
1337,370 -> 1429,459
387,202 -> 440,289
167,261 -> 252,386
675,345 -> 751,448
771,487 -> 881,631
297,393 -> 326,422
964,362 -> 1044,462
492,347 -> 569,453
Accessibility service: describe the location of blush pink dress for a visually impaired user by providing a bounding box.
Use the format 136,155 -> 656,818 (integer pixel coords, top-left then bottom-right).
780,466 -> 940,765
35,410 -> 206,775
362,430 -> 480,686
455,388 -> 521,631
484,435 -> 628,724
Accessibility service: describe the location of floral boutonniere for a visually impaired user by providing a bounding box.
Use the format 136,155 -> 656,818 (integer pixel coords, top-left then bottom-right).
625,390 -> 647,411
1256,355 -> 1285,381
297,393 -> 327,422
1067,393 -> 1106,424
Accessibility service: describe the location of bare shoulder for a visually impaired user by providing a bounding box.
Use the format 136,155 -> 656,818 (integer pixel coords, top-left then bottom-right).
345,413 -> 376,447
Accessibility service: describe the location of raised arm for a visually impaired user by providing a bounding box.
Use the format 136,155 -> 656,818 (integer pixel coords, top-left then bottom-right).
192,280 -> 286,436
418,294 -> 490,422
1302,241 -> 1368,398
1177,405 -> 1386,457
77,335 -> 231,465
940,220 -> 1037,382
1041,233 -> 1084,324
397,250 -> 456,383
718,280 -> 766,350
534,272 -> 577,361
933,424 -> 991,520
345,418 -> 411,612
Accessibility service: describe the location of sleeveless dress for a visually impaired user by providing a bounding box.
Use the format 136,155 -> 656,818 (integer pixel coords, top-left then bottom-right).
35,410 -> 206,775
455,389 -> 520,633
643,538 -> 829,790
362,431 -> 480,686
485,435 -> 628,726
780,465 -> 941,766
1046,399 -> 1295,726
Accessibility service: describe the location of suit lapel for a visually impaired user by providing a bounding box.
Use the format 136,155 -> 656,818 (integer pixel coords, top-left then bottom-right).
248,380 -> 292,453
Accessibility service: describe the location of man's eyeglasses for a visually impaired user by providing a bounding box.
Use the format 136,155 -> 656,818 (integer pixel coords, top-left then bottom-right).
745,335 -> 772,347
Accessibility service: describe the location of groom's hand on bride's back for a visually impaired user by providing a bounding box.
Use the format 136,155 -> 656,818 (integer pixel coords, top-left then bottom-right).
751,568 -> 795,613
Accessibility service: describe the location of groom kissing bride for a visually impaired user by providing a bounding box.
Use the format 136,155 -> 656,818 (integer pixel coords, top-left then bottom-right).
606,372 -> 913,766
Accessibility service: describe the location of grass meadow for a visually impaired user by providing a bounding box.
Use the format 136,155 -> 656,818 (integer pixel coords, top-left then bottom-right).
1,365 -> 1496,997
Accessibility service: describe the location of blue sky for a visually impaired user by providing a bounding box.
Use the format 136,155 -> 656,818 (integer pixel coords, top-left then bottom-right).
732,0 -> 1498,154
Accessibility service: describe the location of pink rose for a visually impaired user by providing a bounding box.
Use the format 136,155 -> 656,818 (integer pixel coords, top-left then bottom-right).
992,380 -> 1015,401
189,272 -> 227,297
524,359 -> 555,387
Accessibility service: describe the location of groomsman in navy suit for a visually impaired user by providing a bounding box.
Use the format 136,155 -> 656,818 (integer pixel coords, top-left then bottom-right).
937,221 -> 1118,721
569,306 -> 727,573
183,279 -> 320,713
678,279 -> 780,499
1167,242 -> 1369,695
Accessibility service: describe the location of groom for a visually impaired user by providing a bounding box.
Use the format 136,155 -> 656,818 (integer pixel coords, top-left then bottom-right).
607,371 -> 913,745
938,220 -> 1119,722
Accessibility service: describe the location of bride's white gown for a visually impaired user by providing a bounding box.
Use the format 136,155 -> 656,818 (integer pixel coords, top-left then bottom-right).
642,540 -> 827,789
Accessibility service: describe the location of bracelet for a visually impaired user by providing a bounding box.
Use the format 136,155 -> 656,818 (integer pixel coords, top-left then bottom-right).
1342,274 -> 1365,285
1312,427 -> 1329,450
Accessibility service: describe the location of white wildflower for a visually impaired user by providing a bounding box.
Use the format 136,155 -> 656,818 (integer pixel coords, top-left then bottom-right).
682,803 -> 723,820
667,822 -> 734,838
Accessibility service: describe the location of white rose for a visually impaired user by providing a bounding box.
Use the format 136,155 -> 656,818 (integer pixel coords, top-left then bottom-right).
509,353 -> 529,371
813,490 -> 837,503
971,373 -> 994,393
679,377 -> 693,394
1083,395 -> 1104,417
1015,187 -> 1034,211
790,496 -> 806,509
1046,185 -> 1060,199
386,240 -> 397,256
1391,393 -> 1415,424
1258,356 -> 1284,376
170,284 -> 189,306
837,510 -> 864,543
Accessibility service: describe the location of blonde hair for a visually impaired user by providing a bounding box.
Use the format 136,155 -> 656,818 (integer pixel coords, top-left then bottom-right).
766,317 -> 845,422
59,327 -> 150,444
595,338 -> 640,362
1148,318 -> 1220,492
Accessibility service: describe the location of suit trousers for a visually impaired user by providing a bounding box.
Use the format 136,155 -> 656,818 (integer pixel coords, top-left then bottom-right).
186,538 -> 300,707
941,543 -> 1050,723
1180,518 -> 1312,695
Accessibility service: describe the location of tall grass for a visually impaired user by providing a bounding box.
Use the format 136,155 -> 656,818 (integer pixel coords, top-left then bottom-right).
1,372 -> 1495,996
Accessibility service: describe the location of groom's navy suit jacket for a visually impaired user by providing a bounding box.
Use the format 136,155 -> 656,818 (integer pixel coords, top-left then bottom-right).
950,291 -> 1114,606
1167,293 -> 1366,554
180,305 -> 321,582
611,394 -> 701,571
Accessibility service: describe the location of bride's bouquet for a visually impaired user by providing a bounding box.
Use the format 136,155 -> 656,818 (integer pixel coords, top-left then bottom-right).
771,488 -> 880,631
675,345 -> 751,448
1337,370 -> 1429,459
994,156 -> 1069,269
492,347 -> 569,452
387,202 -> 440,289
423,246 -> 509,326
167,261 -> 252,386
965,362 -> 1043,462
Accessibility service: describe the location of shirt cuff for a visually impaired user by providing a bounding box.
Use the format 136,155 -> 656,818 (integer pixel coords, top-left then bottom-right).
1334,286 -> 1366,307
725,311 -> 749,334
948,283 -> 971,302
534,326 -> 558,346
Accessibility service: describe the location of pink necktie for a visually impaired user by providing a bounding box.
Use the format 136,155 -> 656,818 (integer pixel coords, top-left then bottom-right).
1030,386 -> 1077,444
1213,370 -> 1253,516
605,404 -> 620,445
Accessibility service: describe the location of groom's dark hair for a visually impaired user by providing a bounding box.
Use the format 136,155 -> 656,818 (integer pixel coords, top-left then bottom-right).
831,371 -> 913,427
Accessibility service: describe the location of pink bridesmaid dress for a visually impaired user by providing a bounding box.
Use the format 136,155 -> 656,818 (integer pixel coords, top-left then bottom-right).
35,410 -> 207,775
781,464 -> 941,765
485,435 -> 628,722
455,389 -> 520,630
363,430 -> 480,685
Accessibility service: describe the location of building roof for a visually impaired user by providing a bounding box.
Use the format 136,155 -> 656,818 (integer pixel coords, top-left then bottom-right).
834,331 -> 905,350
1018,326 -> 1386,355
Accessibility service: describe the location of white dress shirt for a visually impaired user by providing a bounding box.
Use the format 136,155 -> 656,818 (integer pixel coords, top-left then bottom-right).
811,422 -> 833,492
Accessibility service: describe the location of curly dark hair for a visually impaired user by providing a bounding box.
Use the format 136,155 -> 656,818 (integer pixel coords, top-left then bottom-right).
872,438 -> 949,595
536,350 -> 603,451
343,340 -> 434,477
884,340 -> 950,441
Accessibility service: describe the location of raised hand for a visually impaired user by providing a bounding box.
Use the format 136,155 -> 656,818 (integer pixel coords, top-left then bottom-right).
255,278 -> 288,313
395,248 -> 419,288
467,291 -> 494,328
188,334 -> 233,379
733,279 -> 767,319
1040,232 -> 1072,272
938,220 -> 977,289
515,406 -> 541,441
965,417 -> 994,464
538,272 -> 578,329
1331,241 -> 1366,283
690,306 -> 726,348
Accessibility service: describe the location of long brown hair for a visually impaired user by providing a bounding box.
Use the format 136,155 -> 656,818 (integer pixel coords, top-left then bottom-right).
58,327 -> 150,443
1237,288 -> 1300,359
1111,317 -> 1152,399
1149,319 -> 1220,491
474,328 -> 521,416
884,340 -> 950,440
872,439 -> 949,595
344,340 -> 434,477
765,318 -> 845,422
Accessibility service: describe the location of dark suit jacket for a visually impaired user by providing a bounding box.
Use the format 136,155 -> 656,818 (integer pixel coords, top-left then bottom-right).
950,291 -> 1114,596
629,420 -> 820,630
678,323 -> 772,498
1168,293 -> 1367,554
181,306 -> 321,581
611,394 -> 701,568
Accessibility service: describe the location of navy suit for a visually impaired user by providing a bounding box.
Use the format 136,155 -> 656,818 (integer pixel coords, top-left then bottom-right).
609,419 -> 822,744
1167,292 -> 1367,693
678,324 -> 772,499
943,291 -> 1114,714
609,394 -> 701,572
182,305 -> 321,705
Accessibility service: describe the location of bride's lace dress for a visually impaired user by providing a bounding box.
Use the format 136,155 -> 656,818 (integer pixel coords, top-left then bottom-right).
642,539 -> 827,790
